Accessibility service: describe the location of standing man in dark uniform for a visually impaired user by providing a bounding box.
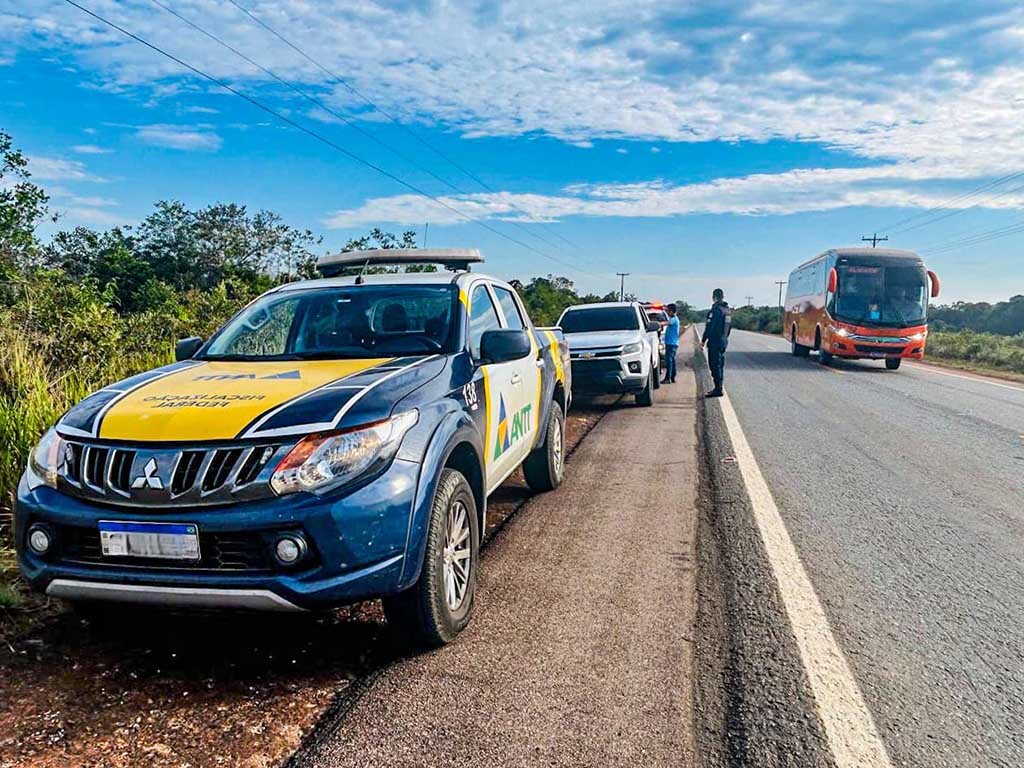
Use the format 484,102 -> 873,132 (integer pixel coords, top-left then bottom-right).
701,288 -> 732,398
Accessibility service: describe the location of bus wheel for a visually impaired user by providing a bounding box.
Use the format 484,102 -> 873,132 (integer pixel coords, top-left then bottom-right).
885,358 -> 902,370
791,330 -> 810,357
819,350 -> 834,365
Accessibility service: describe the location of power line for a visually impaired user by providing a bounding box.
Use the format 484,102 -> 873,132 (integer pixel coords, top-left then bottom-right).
920,218 -> 1024,256
146,0 -> 595,274
876,170 -> 1024,236
62,0 -> 595,276
861,233 -> 888,247
222,0 -> 587,256
899,179 -> 1024,242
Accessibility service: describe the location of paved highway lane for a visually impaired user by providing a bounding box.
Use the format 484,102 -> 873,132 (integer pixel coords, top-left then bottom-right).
716,330 -> 1024,768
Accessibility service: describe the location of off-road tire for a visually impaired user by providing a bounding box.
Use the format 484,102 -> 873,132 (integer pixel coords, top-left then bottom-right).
635,370 -> 654,407
523,400 -> 565,493
382,468 -> 479,648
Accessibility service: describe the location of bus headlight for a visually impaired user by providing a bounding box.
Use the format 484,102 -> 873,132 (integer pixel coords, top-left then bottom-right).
270,410 -> 418,496
909,331 -> 926,341
829,326 -> 851,338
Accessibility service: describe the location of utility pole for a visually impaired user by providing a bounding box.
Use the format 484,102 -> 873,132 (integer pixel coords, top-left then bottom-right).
616,272 -> 630,301
775,280 -> 787,307
745,295 -> 754,307
423,222 -> 429,248
862,233 -> 888,248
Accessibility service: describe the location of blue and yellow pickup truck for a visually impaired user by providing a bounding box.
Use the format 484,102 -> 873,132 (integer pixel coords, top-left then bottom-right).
15,249 -> 571,646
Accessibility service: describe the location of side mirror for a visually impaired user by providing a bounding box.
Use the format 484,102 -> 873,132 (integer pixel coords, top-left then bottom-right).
827,267 -> 838,293
175,336 -> 204,361
646,321 -> 662,333
927,270 -> 940,298
479,329 -> 531,364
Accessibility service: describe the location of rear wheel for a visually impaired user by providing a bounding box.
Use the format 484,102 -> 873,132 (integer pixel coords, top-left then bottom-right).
523,400 -> 565,493
791,328 -> 810,357
635,369 -> 654,406
653,364 -> 661,389
885,358 -> 902,370
382,468 -> 478,648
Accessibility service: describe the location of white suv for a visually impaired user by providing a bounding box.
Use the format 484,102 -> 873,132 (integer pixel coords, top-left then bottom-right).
558,302 -> 662,406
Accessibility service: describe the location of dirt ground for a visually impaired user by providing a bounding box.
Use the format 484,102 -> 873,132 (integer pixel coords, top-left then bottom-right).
0,403 -> 610,768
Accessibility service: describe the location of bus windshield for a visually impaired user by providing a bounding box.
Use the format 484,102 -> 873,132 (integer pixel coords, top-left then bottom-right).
832,262 -> 928,328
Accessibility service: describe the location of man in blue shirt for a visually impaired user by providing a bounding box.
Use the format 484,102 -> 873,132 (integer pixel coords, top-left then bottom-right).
662,303 -> 681,384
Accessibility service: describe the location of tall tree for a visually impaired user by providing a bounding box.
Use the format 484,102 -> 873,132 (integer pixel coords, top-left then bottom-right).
0,129 -> 53,273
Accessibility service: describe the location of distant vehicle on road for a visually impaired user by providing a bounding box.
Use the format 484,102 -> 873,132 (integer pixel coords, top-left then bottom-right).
559,301 -> 662,405
15,249 -> 571,647
783,247 -> 940,370
641,303 -> 669,367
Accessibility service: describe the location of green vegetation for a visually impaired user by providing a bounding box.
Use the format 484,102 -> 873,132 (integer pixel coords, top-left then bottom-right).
925,330 -> 1024,375
729,305 -> 783,335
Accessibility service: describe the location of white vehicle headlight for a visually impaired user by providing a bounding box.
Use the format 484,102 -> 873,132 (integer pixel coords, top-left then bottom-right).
829,325 -> 851,338
27,427 -> 65,490
270,410 -> 418,496
909,331 -> 926,341
622,342 -> 643,355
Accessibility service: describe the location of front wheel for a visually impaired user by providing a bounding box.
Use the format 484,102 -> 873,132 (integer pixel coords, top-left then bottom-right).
382,468 -> 479,648
819,350 -> 834,365
523,400 -> 565,493
635,369 -> 654,407
885,358 -> 902,370
653,364 -> 661,389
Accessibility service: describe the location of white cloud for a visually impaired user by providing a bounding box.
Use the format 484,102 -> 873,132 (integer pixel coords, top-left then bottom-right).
72,144 -> 111,154
323,164 -> 1024,227
135,124 -> 222,151
26,155 -> 105,182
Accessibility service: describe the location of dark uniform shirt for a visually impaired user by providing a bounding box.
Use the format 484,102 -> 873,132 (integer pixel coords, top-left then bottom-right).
702,301 -> 732,347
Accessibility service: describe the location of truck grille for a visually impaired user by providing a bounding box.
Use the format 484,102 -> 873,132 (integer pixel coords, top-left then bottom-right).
57,524 -> 275,571
571,359 -> 622,374
57,441 -> 289,508
854,344 -> 905,356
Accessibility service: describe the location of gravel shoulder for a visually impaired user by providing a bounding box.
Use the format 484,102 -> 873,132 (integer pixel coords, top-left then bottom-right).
293,346 -> 702,768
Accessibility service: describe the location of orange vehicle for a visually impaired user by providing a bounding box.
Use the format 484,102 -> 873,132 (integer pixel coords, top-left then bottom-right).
783,248 -> 940,370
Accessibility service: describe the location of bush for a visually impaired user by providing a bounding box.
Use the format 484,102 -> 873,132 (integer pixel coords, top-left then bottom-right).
925,330 -> 1024,374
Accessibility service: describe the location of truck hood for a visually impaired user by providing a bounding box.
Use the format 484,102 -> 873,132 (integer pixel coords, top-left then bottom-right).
563,330 -> 641,350
58,356 -> 446,443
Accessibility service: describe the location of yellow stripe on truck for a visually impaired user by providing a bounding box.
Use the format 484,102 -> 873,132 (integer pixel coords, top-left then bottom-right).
98,359 -> 392,442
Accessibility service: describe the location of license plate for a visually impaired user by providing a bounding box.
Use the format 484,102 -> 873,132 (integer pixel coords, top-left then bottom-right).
869,351 -> 886,358
99,521 -> 201,561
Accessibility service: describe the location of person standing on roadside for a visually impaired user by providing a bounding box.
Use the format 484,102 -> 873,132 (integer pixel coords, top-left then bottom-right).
662,303 -> 680,384
701,288 -> 732,398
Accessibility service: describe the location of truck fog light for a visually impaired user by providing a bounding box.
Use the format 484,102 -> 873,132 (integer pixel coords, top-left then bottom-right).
273,535 -> 307,567
628,361 -> 642,373
28,525 -> 53,555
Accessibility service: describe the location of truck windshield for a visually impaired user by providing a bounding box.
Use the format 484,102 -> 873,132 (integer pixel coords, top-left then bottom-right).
202,285 -> 459,360
561,307 -> 639,333
833,262 -> 928,328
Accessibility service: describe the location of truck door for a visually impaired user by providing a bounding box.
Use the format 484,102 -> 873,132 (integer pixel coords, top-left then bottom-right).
491,285 -> 542,469
467,284 -> 533,493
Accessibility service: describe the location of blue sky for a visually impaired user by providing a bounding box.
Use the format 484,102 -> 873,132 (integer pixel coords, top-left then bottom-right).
3,0 -> 1024,305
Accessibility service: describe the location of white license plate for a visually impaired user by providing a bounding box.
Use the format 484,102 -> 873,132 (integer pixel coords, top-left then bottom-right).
99,521 -> 201,561
869,351 -> 886,358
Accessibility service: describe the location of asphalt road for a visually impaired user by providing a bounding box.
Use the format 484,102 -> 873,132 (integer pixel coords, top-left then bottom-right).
710,330 -> 1024,768
295,346 -> 701,767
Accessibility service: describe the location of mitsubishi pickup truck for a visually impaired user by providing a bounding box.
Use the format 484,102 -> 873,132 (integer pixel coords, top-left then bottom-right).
15,249 -> 571,647
558,301 -> 662,406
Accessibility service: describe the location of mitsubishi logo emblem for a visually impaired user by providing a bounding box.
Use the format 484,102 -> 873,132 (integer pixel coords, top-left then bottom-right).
131,458 -> 163,490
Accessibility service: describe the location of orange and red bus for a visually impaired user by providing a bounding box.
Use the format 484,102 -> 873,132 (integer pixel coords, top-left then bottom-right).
783,248 -> 940,370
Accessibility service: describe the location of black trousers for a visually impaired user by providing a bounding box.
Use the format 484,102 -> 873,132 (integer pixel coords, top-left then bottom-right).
708,341 -> 727,388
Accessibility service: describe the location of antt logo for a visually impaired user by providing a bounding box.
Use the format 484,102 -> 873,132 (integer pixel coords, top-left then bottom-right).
493,395 -> 533,460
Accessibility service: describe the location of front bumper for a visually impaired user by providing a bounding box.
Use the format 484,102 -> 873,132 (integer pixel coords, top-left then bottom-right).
570,356 -> 647,394
14,457 -> 423,611
827,338 -> 927,360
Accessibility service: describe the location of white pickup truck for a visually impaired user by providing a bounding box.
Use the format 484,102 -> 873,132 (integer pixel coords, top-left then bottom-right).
558,301 -> 662,406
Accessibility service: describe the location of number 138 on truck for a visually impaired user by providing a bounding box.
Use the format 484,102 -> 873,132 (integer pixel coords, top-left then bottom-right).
16,249 -> 571,647
784,247 -> 940,370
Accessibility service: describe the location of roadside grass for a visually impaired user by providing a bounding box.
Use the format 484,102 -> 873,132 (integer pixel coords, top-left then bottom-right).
926,330 -> 1024,376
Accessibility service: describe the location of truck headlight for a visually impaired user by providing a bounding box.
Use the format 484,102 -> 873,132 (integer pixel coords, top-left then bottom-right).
270,410 -> 418,496
622,342 -> 643,355
27,427 -> 65,490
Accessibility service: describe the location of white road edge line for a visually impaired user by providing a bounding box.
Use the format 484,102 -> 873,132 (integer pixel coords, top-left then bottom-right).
907,361 -> 1024,393
715,388 -> 893,767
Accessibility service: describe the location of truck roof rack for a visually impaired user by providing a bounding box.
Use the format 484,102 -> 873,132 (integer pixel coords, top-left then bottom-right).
316,248 -> 484,278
